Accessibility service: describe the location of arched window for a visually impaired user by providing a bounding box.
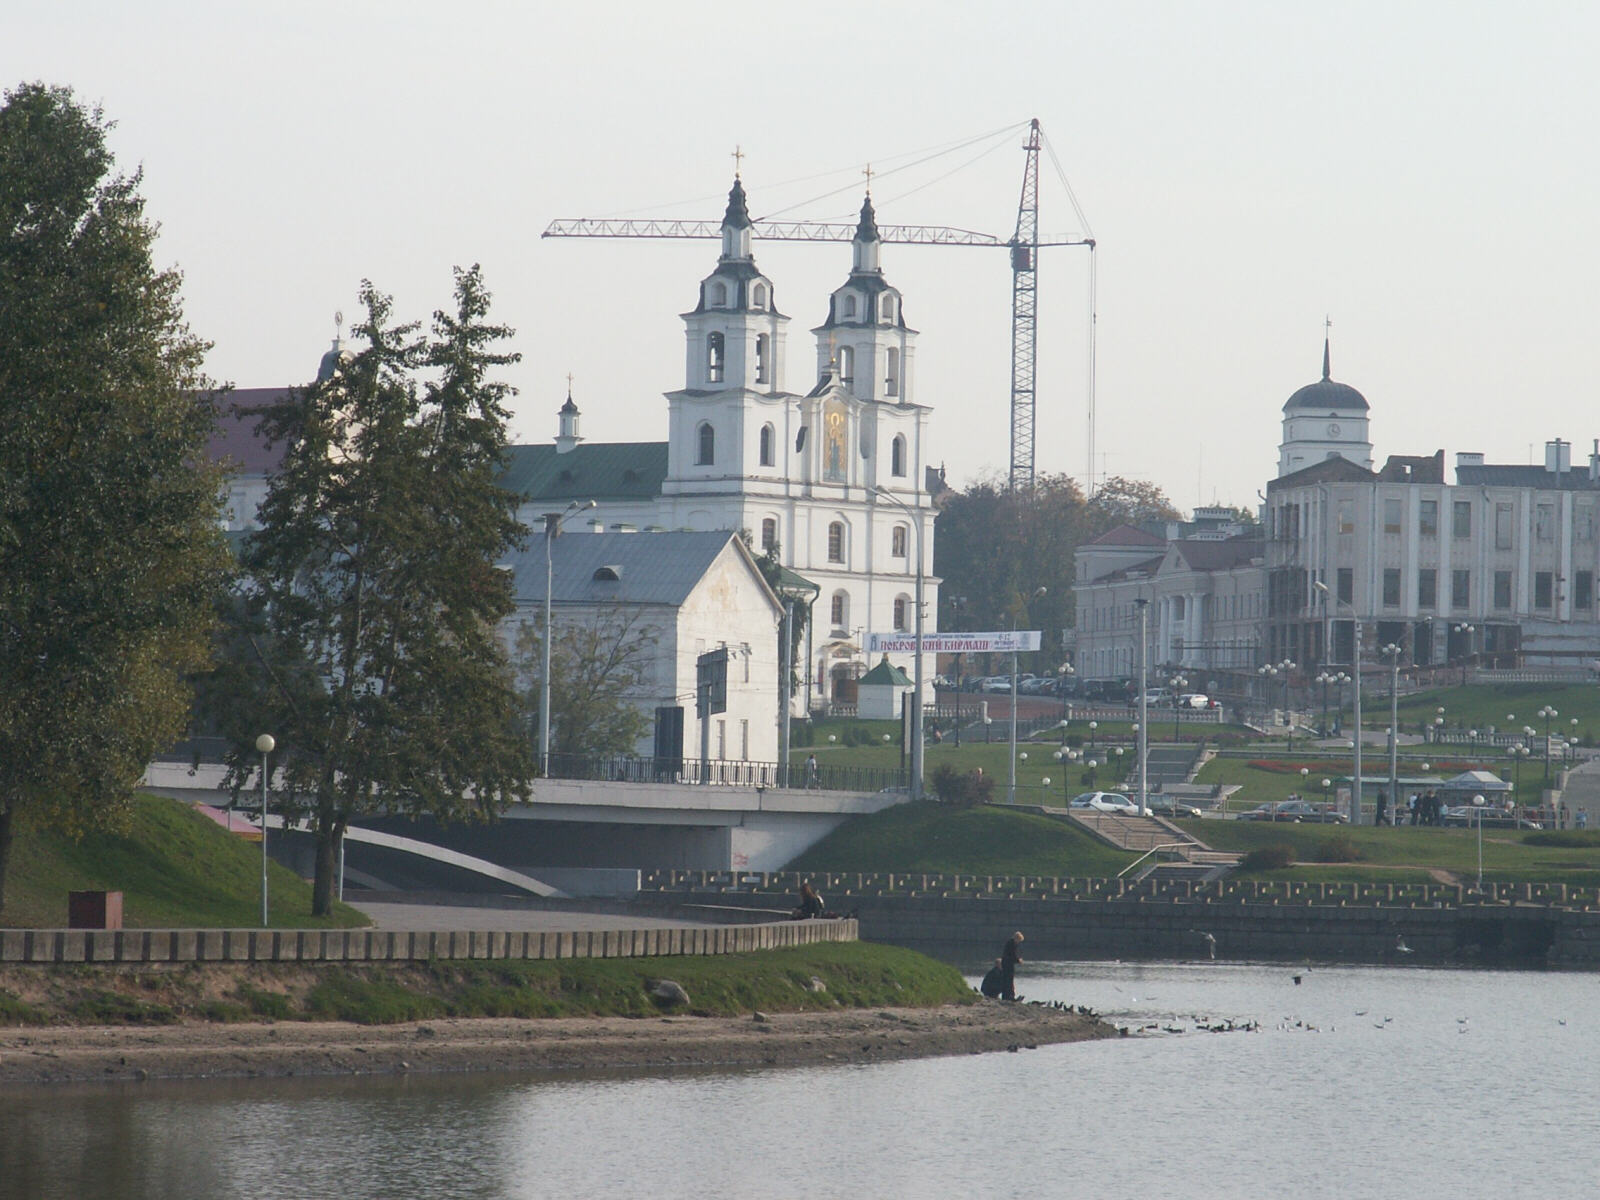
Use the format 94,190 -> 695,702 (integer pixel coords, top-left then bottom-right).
885,347 -> 900,397
891,525 -> 908,558
891,434 -> 906,477
881,295 -> 894,321
709,281 -> 727,307
842,294 -> 857,320
696,421 -> 715,466
707,331 -> 724,383
837,345 -> 854,386
752,283 -> 767,309
755,333 -> 770,385
827,521 -> 845,563
893,596 -> 909,631
830,591 -> 847,630
761,517 -> 777,553
759,423 -> 775,466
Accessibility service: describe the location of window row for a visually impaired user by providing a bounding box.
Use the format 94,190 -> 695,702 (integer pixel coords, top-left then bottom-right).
1340,498 -> 1600,546
1372,567 -> 1596,612
693,420 -> 907,476
705,281 -> 769,310
825,590 -> 916,633
833,345 -> 901,396
838,293 -> 897,323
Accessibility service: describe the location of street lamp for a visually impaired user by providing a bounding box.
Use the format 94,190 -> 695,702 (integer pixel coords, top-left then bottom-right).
1452,622 -> 1476,685
1006,585 -> 1047,804
1538,705 -> 1559,785
873,486 -> 927,803
1321,776 -> 1332,806
1509,744 -> 1531,812
255,733 -> 275,927
541,499 -> 596,778
1380,642 -> 1403,821
1472,793 -> 1486,891
1313,580 -> 1362,824
1088,720 -> 1098,749
1169,671 -> 1188,742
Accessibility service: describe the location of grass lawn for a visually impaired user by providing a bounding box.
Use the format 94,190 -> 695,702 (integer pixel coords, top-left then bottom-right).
788,801 -> 1138,876
1,793 -> 367,929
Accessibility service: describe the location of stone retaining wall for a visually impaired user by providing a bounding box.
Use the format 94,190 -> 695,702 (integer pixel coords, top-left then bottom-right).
0,919 -> 856,966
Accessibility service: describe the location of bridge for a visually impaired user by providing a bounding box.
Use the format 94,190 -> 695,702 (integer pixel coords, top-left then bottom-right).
143,762 -> 905,896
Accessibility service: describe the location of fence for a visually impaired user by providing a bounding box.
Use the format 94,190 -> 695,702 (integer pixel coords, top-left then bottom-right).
544,752 -> 906,794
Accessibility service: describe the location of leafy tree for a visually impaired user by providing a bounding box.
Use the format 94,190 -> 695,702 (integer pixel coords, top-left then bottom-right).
512,613 -> 654,758
933,472 -> 1181,672
219,269 -> 533,915
0,84 -> 228,911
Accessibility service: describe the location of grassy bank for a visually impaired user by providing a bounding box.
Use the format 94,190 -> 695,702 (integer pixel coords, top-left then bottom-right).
788,801 -> 1137,876
0,793 -> 367,929
0,941 -> 973,1027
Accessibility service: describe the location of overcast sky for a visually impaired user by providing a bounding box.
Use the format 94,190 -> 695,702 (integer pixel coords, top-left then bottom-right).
12,2 -> 1600,511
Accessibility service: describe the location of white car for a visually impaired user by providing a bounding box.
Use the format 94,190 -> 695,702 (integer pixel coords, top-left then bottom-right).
1178,693 -> 1211,709
1070,791 -> 1138,814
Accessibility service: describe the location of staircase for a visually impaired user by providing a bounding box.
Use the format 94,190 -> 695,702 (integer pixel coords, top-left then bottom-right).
1065,809 -> 1239,873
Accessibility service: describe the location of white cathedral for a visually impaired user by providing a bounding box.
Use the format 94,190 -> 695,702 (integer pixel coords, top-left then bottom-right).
502,177 -> 940,709
221,176 -> 942,712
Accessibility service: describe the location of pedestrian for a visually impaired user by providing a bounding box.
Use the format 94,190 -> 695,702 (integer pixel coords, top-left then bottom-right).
805,753 -> 818,789
1000,931 -> 1025,1001
979,957 -> 1006,998
1578,809 -> 1589,830
1375,789 -> 1388,826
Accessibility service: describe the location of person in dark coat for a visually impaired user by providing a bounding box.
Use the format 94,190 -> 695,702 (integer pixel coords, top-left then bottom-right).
979,958 -> 1006,998
794,881 -> 824,920
1000,931 -> 1025,1000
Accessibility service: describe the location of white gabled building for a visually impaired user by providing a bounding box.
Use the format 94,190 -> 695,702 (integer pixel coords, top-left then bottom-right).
503,529 -> 784,764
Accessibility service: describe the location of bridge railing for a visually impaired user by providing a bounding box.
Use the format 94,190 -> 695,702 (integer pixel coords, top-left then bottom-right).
544,752 -> 907,794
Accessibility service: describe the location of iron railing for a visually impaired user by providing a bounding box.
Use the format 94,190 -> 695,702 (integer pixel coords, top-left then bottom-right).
543,752 -> 907,794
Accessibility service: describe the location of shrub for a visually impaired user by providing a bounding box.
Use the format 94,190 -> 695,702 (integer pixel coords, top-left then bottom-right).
1313,834 -> 1362,863
931,764 -> 995,805
1238,844 -> 1296,872
1524,830 -> 1600,849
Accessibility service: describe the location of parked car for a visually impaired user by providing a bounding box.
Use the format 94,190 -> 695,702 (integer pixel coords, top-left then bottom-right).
1239,800 -> 1346,823
1177,693 -> 1211,709
1146,796 -> 1205,819
1442,806 -> 1539,829
1070,791 -> 1138,814
978,675 -> 1014,693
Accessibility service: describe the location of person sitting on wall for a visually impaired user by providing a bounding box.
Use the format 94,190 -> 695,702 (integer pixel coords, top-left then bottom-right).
794,880 -> 825,920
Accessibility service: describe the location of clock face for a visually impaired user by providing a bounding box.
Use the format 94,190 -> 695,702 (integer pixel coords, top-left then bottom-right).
1327,422 -> 1341,436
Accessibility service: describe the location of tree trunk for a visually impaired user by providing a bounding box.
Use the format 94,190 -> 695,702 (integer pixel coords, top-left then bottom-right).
0,806 -> 13,914
312,814 -> 337,917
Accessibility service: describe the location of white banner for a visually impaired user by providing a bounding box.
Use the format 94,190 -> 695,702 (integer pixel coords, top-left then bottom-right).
866,630 -> 1042,655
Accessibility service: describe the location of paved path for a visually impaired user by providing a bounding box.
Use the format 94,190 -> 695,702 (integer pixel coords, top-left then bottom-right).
351,901 -> 722,933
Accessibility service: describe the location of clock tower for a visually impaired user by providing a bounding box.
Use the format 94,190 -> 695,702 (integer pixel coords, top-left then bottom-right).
1276,335 -> 1374,477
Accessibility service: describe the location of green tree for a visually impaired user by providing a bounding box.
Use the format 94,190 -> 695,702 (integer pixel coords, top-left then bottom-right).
933,472 -> 1181,671
513,613 -> 654,759
221,269 -> 533,915
0,84 -> 227,912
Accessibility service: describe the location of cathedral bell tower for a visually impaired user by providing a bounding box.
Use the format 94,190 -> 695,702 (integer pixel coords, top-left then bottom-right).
812,193 -> 916,405
679,177 -> 789,393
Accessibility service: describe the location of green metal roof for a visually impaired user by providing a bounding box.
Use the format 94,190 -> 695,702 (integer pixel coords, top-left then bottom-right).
501,442 -> 667,504
859,658 -> 912,687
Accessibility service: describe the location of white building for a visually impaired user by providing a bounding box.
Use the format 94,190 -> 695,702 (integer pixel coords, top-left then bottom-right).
503,529 -> 784,764
502,177 -> 941,711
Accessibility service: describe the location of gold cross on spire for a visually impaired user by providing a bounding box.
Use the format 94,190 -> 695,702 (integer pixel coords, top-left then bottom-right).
731,144 -> 744,178
566,371 -> 574,392
863,162 -> 874,193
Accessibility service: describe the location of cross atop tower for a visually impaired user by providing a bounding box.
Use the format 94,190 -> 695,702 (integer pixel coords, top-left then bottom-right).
731,144 -> 744,178
862,162 -> 874,194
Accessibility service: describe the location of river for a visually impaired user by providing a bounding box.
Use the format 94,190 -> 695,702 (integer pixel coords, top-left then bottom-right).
4,960 -> 1597,1199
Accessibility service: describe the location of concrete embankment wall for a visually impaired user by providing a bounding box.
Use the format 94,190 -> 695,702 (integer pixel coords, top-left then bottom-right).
640,891 -> 1600,968
0,919 -> 855,966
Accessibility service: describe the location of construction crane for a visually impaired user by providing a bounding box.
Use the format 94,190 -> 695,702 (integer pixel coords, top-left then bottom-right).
542,119 -> 1093,490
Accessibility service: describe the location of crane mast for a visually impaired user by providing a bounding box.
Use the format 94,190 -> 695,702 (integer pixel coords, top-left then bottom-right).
1008,119 -> 1042,490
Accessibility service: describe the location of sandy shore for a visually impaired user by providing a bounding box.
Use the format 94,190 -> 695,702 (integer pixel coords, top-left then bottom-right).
0,1002 -> 1116,1086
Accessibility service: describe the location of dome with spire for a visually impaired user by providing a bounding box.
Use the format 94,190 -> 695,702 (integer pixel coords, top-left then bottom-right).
1283,337 -> 1368,412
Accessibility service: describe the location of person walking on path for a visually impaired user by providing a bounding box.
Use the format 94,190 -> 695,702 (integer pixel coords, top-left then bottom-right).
805,753 -> 819,789
1375,790 -> 1389,826
1000,931 -> 1025,1001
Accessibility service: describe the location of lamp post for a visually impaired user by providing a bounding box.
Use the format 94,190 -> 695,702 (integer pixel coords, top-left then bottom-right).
1053,748 -> 1078,804
1509,744 -> 1531,814
1473,793 -> 1486,891
1380,642 -> 1402,823
1006,585 -> 1047,805
1168,671 -> 1188,742
1452,622 -> 1475,685
873,486 -> 927,802
255,733 -> 275,928
1088,720 -> 1098,750
1538,704 -> 1559,785
541,499 -> 596,778
948,595 -> 966,748
1313,581 -> 1362,824
1321,776 -> 1332,806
